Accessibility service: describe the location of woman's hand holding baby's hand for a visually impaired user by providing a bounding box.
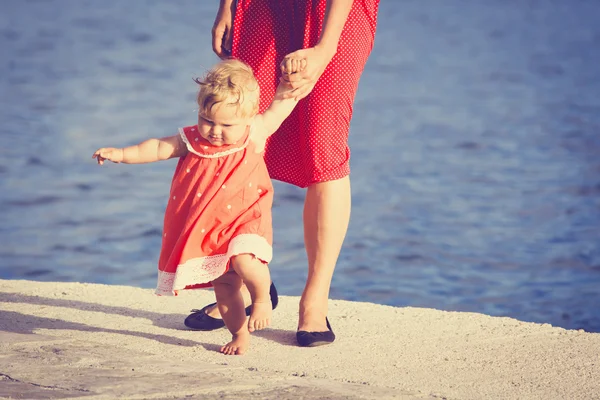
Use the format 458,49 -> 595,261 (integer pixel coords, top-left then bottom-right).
279,57 -> 307,100
279,46 -> 334,100
280,57 -> 307,76
92,147 -> 124,165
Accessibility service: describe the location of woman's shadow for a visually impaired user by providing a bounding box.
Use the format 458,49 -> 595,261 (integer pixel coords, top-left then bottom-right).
0,291 -> 296,348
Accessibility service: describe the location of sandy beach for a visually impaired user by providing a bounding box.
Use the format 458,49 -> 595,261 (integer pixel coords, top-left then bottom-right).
1,279 -> 599,399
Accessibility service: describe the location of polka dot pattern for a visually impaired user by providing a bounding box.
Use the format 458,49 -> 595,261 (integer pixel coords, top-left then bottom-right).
231,0 -> 380,188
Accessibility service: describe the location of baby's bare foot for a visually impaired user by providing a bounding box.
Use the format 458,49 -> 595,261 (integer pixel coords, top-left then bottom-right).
248,301 -> 272,332
220,332 -> 250,355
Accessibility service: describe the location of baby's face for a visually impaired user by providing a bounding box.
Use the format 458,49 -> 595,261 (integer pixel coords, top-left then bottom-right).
197,102 -> 252,147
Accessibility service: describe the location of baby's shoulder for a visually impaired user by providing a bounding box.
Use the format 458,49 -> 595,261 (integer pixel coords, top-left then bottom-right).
179,125 -> 200,143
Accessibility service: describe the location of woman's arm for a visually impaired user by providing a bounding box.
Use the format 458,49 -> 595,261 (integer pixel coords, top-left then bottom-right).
316,0 -> 353,58
280,0 -> 353,100
212,0 -> 236,58
92,134 -> 187,165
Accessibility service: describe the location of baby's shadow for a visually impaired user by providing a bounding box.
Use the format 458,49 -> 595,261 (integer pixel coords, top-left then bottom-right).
199,341 -> 224,353
0,310 -> 214,349
0,291 -> 218,348
0,291 -> 190,331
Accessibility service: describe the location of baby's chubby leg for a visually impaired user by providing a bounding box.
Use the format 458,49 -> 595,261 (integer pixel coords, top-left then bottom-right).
212,271 -> 249,355
230,254 -> 272,333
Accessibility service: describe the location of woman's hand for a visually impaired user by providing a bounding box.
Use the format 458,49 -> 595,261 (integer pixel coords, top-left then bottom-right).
92,147 -> 123,165
280,57 -> 307,76
280,45 -> 336,100
212,2 -> 235,59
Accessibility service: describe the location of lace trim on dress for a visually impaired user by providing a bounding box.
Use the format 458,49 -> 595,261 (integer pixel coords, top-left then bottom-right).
178,127 -> 250,159
155,253 -> 228,296
228,233 -> 273,263
155,233 -> 272,296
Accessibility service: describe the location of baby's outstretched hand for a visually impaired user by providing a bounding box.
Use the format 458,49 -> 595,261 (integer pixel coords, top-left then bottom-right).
92,147 -> 123,165
280,57 -> 307,76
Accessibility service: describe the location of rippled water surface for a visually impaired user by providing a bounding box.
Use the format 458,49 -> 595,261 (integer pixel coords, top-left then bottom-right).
1,0 -> 599,331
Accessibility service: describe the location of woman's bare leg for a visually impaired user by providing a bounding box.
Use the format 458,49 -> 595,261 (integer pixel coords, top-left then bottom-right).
212,271 -> 249,355
299,176 -> 351,332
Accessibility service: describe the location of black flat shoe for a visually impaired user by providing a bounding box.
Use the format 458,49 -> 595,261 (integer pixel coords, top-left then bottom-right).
296,317 -> 335,347
184,282 -> 278,331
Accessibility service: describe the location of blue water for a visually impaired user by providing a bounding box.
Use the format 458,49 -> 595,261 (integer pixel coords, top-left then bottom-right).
1,0 -> 599,332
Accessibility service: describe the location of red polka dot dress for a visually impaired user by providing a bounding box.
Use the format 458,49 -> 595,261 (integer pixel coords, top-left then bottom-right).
155,125 -> 273,295
231,0 -> 381,188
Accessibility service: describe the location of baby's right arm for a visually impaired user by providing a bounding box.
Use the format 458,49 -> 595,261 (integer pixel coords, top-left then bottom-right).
252,57 -> 306,141
92,134 -> 187,165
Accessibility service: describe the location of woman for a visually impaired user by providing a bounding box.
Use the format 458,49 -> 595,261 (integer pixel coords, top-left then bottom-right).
185,0 -> 380,347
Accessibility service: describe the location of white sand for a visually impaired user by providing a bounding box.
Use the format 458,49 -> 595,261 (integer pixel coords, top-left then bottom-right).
1,279 -> 599,400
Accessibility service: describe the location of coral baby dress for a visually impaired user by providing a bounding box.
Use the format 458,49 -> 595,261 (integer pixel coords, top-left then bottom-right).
155,125 -> 273,295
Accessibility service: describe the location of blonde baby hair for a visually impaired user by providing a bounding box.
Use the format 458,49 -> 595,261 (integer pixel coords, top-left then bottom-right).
194,59 -> 260,119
